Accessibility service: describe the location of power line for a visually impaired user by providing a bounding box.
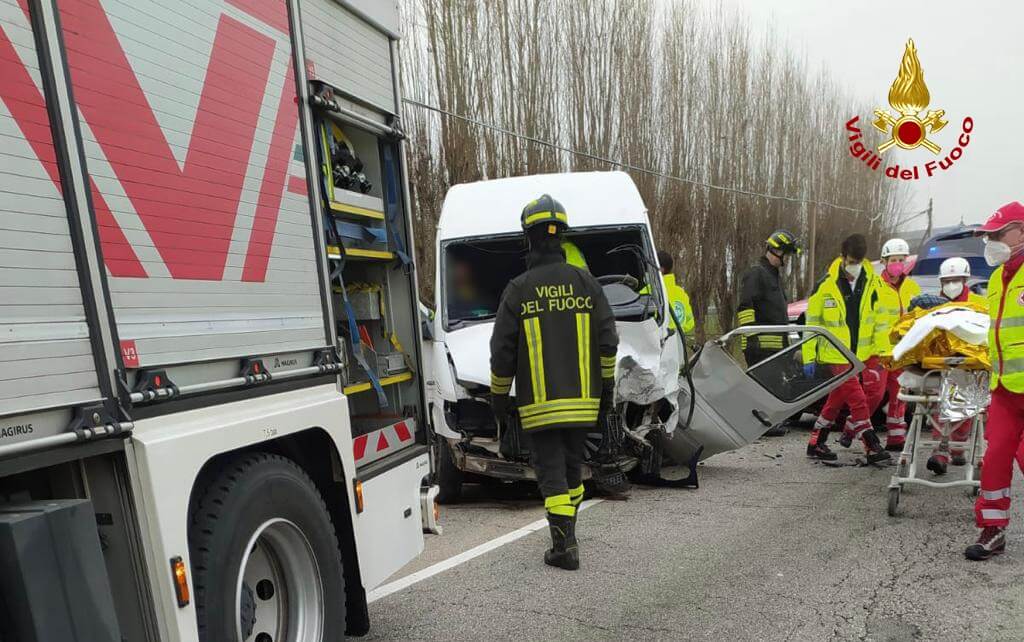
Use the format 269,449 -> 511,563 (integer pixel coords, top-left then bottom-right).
402,98 -> 926,219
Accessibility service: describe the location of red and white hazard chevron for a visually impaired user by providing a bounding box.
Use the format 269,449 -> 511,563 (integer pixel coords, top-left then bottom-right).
353,418 -> 417,466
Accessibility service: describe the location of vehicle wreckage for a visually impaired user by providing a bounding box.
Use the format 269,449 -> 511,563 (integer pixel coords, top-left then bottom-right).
422,172 -> 862,501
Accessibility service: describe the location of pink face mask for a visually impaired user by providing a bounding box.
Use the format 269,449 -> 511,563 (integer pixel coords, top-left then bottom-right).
885,262 -> 906,279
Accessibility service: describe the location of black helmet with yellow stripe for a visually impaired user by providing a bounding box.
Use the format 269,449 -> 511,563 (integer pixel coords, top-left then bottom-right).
521,194 -> 568,233
766,229 -> 802,255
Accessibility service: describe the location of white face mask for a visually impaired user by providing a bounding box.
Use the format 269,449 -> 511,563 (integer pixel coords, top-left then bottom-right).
941,281 -> 964,300
985,240 -> 1012,267
844,263 -> 862,280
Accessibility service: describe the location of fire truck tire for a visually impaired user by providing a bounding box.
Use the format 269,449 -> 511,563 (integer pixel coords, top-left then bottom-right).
190,453 -> 346,642
436,440 -> 463,504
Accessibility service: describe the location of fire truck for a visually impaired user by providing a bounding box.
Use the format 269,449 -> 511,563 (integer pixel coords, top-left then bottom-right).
0,1 -> 435,640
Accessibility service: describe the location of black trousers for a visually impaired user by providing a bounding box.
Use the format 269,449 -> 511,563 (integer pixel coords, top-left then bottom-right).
528,429 -> 588,498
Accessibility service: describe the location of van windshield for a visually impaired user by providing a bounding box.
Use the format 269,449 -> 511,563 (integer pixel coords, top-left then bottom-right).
442,226 -> 661,329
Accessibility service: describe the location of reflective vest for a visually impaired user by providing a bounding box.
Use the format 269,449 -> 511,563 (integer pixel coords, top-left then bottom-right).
562,241 -> 589,271
662,273 -> 696,334
873,276 -> 921,357
987,265 -> 1024,392
802,258 -> 881,364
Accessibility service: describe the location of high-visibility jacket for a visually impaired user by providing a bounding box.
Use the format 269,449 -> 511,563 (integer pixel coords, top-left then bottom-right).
987,263 -> 1024,392
873,275 -> 921,357
803,257 -> 882,365
663,273 -> 696,334
490,251 -> 618,430
562,240 -> 589,271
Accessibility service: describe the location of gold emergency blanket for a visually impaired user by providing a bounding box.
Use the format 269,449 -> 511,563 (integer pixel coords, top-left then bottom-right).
886,301 -> 991,371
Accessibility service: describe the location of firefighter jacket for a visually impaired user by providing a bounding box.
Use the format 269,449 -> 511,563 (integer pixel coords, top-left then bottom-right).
561,240 -> 590,271
490,252 -> 618,431
663,273 -> 696,334
874,275 -> 921,357
802,257 -> 882,365
736,256 -> 789,352
987,258 -> 1024,392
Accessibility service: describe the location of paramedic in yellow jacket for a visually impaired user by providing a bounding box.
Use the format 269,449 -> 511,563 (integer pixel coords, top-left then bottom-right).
657,249 -> 696,334
867,238 -> 921,451
802,234 -> 890,464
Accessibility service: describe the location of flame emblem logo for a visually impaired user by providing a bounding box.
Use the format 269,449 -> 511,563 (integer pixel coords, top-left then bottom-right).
873,39 -> 948,154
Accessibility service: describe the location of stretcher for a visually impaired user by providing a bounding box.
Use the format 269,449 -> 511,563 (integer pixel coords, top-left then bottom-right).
887,358 -> 988,516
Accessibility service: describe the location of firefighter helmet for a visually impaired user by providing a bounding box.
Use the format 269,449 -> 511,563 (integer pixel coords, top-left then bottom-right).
766,229 -> 802,255
521,194 -> 568,232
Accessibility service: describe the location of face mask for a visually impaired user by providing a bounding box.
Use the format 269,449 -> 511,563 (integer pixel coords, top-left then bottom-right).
985,240 -> 1012,267
844,263 -> 862,280
884,262 -> 905,279
941,281 -> 964,300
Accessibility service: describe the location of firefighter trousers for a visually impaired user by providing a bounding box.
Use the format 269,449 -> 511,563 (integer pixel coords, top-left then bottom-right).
975,386 -> 1024,527
529,428 -> 588,512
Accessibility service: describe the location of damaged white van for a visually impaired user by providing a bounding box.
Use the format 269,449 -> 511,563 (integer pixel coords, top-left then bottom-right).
424,172 -> 860,501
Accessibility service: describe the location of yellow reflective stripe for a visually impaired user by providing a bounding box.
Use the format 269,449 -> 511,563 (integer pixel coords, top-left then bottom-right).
524,317 -> 546,403
568,484 -> 585,506
767,238 -> 781,248
522,410 -> 600,430
548,504 -> 576,517
519,398 -> 600,417
576,312 -> 590,398
491,372 -> 512,394
524,211 -> 568,225
544,493 -> 571,508
737,309 -> 756,325
758,336 -> 784,348
601,367 -> 615,379
600,355 -> 616,366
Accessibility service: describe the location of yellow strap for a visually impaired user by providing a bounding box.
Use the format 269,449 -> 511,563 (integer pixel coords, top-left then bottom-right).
576,312 -> 590,398
524,317 -> 546,403
568,484 -> 585,506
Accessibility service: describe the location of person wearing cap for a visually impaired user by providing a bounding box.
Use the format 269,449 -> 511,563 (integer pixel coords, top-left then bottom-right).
736,230 -> 801,435
920,257 -> 988,476
803,234 -> 890,464
866,238 -> 921,451
490,194 -> 618,570
658,249 -> 696,335
966,201 -> 1024,561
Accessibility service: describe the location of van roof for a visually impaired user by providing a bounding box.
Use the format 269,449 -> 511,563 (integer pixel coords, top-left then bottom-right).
437,171 -> 650,240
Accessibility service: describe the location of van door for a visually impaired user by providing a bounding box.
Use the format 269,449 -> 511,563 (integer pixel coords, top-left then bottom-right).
668,325 -> 862,461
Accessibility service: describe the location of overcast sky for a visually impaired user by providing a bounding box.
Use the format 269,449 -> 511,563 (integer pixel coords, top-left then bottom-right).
705,0 -> 1022,229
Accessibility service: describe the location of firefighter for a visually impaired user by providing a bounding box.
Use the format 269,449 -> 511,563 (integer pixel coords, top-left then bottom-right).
658,249 -> 695,335
925,257 -> 987,475
490,194 -> 618,570
737,229 -> 801,436
867,238 -> 921,451
803,234 -> 890,463
966,202 -> 1024,561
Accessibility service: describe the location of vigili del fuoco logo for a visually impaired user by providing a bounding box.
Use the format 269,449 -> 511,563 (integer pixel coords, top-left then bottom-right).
846,39 -> 974,181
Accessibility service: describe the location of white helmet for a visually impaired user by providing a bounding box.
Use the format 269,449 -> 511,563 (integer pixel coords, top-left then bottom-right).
880,238 -> 911,258
939,257 -> 971,280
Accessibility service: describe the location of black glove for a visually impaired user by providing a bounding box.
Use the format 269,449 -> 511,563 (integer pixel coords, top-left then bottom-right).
598,388 -> 615,427
491,394 -> 510,423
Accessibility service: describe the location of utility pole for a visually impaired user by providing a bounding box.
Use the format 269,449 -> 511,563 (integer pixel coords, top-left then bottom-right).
806,197 -> 816,295
924,197 -> 933,240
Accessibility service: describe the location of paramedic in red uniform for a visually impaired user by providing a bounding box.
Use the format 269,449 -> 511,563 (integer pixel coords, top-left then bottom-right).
967,201 -> 1024,561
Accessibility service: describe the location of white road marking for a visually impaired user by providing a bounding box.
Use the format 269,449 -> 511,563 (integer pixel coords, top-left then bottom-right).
366,499 -> 605,603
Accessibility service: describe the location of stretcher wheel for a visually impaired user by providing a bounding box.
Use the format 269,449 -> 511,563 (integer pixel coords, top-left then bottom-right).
887,487 -> 901,517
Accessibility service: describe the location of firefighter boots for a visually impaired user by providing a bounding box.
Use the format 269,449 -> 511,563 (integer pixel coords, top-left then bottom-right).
806,427 -> 837,461
861,430 -> 891,464
544,513 -> 579,570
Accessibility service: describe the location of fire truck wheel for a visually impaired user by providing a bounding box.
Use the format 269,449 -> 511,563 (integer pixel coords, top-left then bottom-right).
436,440 -> 463,504
190,453 -> 346,642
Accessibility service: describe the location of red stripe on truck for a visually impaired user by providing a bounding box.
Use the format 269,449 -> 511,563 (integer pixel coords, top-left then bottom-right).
0,18 -> 146,277
393,421 -> 412,442
353,435 -> 369,462
226,0 -> 290,34
242,62 -> 298,282
59,1 -> 276,280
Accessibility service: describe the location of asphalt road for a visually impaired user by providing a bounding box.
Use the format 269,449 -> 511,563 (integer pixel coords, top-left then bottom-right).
366,430 -> 1024,641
